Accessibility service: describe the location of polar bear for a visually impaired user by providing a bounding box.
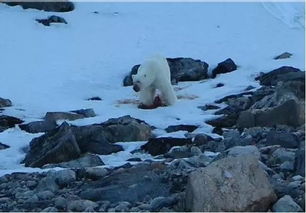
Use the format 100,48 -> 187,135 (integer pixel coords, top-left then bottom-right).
132,55 -> 177,108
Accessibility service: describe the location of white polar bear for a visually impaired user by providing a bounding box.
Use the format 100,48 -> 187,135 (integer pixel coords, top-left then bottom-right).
132,55 -> 177,107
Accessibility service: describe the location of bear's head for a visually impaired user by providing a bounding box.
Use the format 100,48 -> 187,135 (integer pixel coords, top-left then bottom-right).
132,64 -> 155,92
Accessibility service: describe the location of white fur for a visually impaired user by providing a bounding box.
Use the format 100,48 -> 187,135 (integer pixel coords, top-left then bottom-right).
132,55 -> 177,106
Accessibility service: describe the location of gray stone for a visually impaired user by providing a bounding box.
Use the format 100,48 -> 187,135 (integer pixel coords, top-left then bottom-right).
67,200 -> 98,212
44,111 -> 84,122
274,52 -> 292,60
227,145 -> 260,159
270,148 -> 295,164
70,108 -> 96,118
280,161 -> 295,172
114,201 -> 131,212
51,169 -> 76,187
272,195 -> 303,212
149,196 -> 177,211
19,120 -> 57,133
266,131 -> 299,148
36,176 -> 59,192
44,153 -> 104,169
36,190 -> 54,200
164,146 -> 192,159
185,155 -> 277,212
83,167 -> 109,179
54,196 -> 67,209
292,175 -> 304,181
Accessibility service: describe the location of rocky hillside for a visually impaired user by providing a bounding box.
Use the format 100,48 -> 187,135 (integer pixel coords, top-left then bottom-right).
0,63 -> 304,212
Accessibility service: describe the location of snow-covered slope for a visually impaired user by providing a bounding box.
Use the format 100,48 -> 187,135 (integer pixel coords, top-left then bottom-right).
0,2 -> 304,175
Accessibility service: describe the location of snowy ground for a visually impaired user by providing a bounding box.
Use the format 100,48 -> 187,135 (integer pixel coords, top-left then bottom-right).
0,2 -> 304,176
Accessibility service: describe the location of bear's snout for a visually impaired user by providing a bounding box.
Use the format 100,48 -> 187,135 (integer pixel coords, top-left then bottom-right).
133,84 -> 140,92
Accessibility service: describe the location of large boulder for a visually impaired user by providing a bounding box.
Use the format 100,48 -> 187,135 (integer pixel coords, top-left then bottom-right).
185,155 -> 277,212
3,1 -> 74,12
22,122 -> 81,167
123,57 -> 209,86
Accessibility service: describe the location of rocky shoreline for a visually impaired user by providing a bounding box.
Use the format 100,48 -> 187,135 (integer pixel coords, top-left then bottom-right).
0,62 -> 305,212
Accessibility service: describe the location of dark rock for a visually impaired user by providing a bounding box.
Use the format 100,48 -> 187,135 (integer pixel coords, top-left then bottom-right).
36,176 -> 59,192
0,115 -> 23,132
198,104 -> 220,111
205,114 -> 238,128
274,52 -> 292,60
70,108 -> 96,118
215,83 -> 224,88
266,131 -> 299,148
212,127 -> 223,135
141,137 -> 192,156
214,91 -> 253,104
87,96 -> 102,101
79,163 -> 170,203
167,57 -> 209,82
165,125 -> 198,133
44,153 -> 104,168
244,85 -> 256,91
72,125 -> 123,155
19,120 -> 57,133
36,15 -> 67,26
0,142 -> 9,150
295,149 -> 305,176
123,57 -> 209,86
22,122 -> 81,167
127,157 -> 142,162
193,134 -> 210,146
0,97 -> 12,108
212,58 -> 237,78
255,66 -> 303,86
4,1 -> 74,12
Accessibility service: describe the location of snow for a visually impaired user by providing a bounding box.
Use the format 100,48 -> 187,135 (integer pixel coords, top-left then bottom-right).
0,2 -> 304,176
